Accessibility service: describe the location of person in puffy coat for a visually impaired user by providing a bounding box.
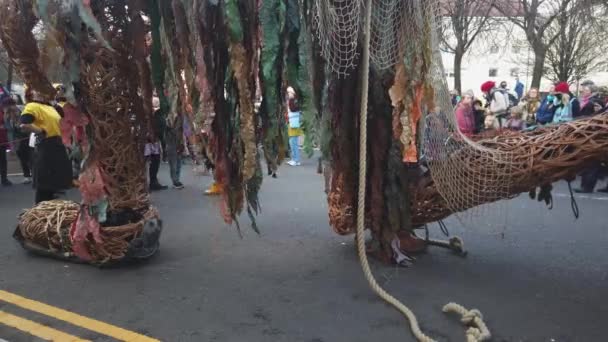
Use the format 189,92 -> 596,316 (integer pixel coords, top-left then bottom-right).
578,80 -> 601,117
535,86 -> 557,125
481,80 -> 509,127
521,88 -> 541,126
552,81 -> 580,123
575,97 -> 608,193
455,89 -> 476,137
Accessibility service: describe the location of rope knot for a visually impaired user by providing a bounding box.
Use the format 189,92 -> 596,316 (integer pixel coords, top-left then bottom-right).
465,327 -> 482,342
449,236 -> 464,250
462,308 -> 482,324
443,303 -> 491,342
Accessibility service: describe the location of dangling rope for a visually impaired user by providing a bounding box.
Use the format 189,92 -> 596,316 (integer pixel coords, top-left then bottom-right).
355,0 -> 489,341
567,181 -> 580,219
438,220 -> 450,237
355,0 -> 433,340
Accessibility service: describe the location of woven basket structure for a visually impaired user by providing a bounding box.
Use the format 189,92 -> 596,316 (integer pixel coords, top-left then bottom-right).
16,200 -> 160,263
0,1 -> 157,264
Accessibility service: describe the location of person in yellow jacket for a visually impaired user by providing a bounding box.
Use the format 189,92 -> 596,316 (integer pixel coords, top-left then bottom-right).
20,88 -> 72,203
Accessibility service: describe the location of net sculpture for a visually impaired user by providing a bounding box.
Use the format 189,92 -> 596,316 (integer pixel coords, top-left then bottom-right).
0,0 -> 606,268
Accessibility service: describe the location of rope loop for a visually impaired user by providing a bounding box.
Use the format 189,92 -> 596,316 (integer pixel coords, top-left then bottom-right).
567,181 -> 580,219
438,220 -> 449,237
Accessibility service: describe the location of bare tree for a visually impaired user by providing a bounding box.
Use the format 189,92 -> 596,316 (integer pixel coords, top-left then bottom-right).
0,22 -> 60,90
0,50 -> 14,90
544,4 -> 607,83
580,0 -> 608,72
493,0 -> 576,88
440,0 -> 496,92
0,50 -> 9,74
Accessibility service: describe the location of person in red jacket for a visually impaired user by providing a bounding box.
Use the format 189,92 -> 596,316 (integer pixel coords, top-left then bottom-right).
455,89 -> 476,137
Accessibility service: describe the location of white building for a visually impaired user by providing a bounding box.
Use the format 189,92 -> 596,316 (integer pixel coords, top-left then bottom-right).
441,22 -> 608,97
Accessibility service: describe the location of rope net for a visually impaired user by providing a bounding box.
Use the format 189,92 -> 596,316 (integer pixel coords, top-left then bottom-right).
313,0 -> 362,76
369,0 -> 416,70
313,0 -> 441,75
313,0 -> 515,219
423,15 -> 515,218
412,112 -> 608,226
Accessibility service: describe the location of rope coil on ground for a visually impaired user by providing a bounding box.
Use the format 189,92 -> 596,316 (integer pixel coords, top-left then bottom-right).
443,303 -> 491,342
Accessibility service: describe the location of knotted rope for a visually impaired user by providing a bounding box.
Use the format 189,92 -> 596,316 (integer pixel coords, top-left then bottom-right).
443,303 -> 491,342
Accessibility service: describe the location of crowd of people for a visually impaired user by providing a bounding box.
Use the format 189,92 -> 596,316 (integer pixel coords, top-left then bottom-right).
453,78 -> 608,193
143,86 -> 305,194
454,79 -> 607,135
2,75 -> 607,203
0,83 -> 200,202
0,79 -> 307,204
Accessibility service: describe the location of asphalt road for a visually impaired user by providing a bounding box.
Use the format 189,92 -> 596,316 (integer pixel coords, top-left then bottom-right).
0,157 -> 607,342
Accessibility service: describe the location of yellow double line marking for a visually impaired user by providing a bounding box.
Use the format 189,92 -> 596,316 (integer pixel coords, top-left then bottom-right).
0,311 -> 89,342
0,290 -> 159,341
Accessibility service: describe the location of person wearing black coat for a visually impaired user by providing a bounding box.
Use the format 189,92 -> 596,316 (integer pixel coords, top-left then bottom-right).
578,81 -> 602,117
472,99 -> 485,133
575,97 -> 608,193
20,90 -> 72,203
